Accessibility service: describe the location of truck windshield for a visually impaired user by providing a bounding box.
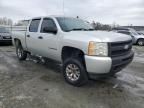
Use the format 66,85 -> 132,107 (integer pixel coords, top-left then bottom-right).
0,27 -> 9,33
56,17 -> 94,32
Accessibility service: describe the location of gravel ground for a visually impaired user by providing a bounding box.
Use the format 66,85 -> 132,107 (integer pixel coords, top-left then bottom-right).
0,45 -> 144,108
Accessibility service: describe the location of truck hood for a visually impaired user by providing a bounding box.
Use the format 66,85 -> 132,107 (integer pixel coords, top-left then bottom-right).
63,31 -> 132,42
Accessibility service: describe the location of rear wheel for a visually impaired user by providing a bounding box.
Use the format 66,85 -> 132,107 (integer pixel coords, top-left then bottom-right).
137,39 -> 144,46
16,41 -> 27,60
63,58 -> 88,87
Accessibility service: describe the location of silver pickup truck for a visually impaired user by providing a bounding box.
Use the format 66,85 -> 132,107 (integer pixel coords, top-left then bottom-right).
12,16 -> 134,86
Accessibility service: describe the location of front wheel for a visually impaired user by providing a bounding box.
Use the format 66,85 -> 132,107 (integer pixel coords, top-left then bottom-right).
137,39 -> 144,46
63,58 -> 88,87
16,44 -> 27,61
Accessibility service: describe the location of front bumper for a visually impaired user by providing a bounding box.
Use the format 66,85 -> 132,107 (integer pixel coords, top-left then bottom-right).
85,51 -> 134,75
85,56 -> 112,74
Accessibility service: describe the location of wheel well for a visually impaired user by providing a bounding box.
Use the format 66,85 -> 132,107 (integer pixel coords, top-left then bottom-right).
62,46 -> 86,67
14,38 -> 30,54
14,38 -> 21,46
137,38 -> 144,43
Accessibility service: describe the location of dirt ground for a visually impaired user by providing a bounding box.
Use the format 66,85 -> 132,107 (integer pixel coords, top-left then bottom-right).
0,45 -> 144,108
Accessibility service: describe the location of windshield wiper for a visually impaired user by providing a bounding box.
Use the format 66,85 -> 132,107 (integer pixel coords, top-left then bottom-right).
65,28 -> 95,32
87,28 -> 95,31
64,28 -> 85,32
71,28 -> 87,31
70,28 -> 95,31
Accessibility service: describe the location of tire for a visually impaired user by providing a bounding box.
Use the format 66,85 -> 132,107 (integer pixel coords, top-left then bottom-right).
63,58 -> 88,87
137,39 -> 144,46
16,43 -> 27,61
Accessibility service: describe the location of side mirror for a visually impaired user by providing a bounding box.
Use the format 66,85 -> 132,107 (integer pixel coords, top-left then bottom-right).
43,27 -> 57,34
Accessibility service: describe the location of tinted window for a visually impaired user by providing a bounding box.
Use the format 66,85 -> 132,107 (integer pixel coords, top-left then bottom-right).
118,31 -> 130,35
29,19 -> 41,32
113,28 -> 129,31
40,18 -> 56,33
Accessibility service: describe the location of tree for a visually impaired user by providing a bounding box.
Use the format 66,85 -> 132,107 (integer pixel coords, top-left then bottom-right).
91,21 -> 112,31
0,17 -> 13,25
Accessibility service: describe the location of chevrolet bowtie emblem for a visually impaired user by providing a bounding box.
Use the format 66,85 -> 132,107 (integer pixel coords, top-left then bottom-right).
124,45 -> 129,50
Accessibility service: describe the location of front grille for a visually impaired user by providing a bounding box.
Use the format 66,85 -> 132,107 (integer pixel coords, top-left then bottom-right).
109,40 -> 133,57
1,36 -> 12,39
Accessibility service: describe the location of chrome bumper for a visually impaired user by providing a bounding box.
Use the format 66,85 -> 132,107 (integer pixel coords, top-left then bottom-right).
85,51 -> 134,75
85,55 -> 112,74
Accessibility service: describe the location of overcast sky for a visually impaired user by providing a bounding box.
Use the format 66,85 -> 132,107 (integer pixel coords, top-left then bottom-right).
0,0 -> 144,26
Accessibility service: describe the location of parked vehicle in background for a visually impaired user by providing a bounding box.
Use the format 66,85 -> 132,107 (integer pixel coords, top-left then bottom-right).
0,27 -> 12,44
12,16 -> 134,86
137,31 -> 144,35
15,20 -> 29,26
116,30 -> 136,44
113,27 -> 144,46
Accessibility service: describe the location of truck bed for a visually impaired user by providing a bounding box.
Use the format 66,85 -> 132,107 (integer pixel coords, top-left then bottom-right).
12,26 -> 27,49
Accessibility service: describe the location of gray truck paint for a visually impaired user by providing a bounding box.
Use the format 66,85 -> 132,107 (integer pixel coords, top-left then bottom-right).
12,16 -> 133,74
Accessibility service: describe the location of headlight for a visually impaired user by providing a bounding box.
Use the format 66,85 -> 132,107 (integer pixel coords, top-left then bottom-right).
88,41 -> 108,56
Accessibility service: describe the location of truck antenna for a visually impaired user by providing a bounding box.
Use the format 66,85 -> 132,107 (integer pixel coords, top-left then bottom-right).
63,0 -> 65,16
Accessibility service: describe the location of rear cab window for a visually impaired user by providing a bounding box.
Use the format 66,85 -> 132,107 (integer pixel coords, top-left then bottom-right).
29,19 -> 41,32
118,31 -> 130,35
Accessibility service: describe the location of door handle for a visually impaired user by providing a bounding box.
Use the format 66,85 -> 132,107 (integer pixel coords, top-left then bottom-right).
27,35 -> 30,37
38,36 -> 43,39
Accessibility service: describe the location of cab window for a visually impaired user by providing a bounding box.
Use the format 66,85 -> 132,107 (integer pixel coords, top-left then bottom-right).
118,31 -> 130,35
40,18 -> 57,33
29,19 -> 41,32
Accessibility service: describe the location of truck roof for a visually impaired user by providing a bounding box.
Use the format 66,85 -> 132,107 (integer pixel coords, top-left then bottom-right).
30,15 -> 77,19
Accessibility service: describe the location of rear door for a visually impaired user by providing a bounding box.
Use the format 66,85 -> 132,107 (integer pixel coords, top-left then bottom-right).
26,18 -> 41,54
